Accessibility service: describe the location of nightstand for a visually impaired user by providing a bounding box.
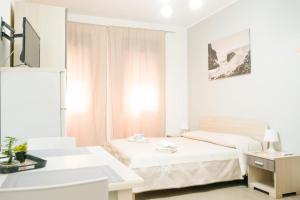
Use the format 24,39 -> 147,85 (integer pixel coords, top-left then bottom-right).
246,152 -> 300,199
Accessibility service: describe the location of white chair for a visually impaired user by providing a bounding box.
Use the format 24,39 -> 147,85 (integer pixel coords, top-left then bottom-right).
27,137 -> 76,150
0,178 -> 108,200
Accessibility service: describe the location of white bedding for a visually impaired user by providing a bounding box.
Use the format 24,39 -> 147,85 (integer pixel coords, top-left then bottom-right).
109,137 -> 244,193
111,137 -> 238,168
182,130 -> 263,175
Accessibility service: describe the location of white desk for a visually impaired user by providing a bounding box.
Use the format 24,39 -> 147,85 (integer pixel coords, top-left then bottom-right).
0,147 -> 143,200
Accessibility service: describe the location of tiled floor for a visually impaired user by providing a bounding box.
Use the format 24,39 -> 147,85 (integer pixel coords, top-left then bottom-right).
136,182 -> 300,200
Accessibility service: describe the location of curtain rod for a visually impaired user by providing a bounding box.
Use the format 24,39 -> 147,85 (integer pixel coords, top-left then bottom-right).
68,20 -> 176,34
106,25 -> 176,34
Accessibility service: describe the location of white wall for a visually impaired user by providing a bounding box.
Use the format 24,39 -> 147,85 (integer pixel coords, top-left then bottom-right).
68,14 -> 188,135
165,26 -> 188,136
14,2 -> 66,69
0,0 -> 13,67
188,0 -> 300,152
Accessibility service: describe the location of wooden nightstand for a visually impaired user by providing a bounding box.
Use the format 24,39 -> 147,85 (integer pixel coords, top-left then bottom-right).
246,152 -> 300,199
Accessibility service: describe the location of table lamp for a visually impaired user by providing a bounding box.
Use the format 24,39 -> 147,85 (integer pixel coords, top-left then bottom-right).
264,129 -> 279,153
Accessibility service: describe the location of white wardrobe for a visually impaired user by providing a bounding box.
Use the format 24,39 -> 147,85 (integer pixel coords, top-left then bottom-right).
0,67 -> 66,140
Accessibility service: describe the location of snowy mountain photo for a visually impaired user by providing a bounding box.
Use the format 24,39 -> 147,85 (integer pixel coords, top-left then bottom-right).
208,29 -> 251,80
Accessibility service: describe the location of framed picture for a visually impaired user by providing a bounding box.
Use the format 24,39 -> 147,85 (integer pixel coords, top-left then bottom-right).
208,29 -> 251,80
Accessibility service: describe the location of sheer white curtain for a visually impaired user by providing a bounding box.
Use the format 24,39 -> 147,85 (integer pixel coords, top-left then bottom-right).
108,27 -> 166,139
67,22 -> 108,146
67,23 -> 166,145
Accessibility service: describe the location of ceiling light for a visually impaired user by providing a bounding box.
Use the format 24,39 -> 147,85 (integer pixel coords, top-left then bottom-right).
161,5 -> 173,18
190,0 -> 203,10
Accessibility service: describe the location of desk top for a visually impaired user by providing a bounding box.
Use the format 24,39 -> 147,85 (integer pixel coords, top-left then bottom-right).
0,146 -> 143,192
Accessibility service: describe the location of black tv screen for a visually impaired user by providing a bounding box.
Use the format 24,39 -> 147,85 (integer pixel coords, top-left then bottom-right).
20,17 -> 40,68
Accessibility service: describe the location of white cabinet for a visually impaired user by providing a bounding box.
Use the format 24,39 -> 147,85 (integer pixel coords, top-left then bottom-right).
14,2 -> 66,69
0,67 -> 65,140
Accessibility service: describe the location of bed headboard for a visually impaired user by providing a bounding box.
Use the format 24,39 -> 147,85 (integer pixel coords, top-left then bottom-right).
199,116 -> 268,141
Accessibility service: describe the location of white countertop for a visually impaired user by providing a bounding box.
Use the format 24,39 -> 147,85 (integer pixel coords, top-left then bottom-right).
0,146 -> 143,192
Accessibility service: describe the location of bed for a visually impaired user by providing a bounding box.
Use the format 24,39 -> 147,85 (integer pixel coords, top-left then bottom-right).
107,117 -> 268,193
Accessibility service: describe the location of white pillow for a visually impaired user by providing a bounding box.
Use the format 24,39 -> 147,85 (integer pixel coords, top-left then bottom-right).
182,130 -> 235,148
183,130 -> 263,176
182,130 -> 262,152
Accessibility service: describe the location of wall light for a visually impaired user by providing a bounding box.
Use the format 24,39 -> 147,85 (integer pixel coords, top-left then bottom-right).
190,0 -> 203,10
161,5 -> 173,18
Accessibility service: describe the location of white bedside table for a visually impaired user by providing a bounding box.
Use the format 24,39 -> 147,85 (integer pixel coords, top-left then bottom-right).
246,152 -> 300,199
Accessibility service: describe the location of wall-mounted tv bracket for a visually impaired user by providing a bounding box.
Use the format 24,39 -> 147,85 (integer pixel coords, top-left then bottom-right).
0,17 -> 23,43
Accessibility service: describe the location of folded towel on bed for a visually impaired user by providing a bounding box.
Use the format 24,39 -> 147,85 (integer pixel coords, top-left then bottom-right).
156,140 -> 177,153
128,134 -> 148,143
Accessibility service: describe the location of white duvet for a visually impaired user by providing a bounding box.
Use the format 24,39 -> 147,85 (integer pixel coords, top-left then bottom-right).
109,131 -> 262,192
111,137 -> 238,168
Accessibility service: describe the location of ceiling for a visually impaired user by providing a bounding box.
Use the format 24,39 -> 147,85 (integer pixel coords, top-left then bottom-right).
25,0 -> 239,27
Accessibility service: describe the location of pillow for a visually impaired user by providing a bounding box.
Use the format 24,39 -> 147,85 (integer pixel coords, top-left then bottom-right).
182,130 -> 262,152
182,130 -> 236,148
183,130 -> 263,176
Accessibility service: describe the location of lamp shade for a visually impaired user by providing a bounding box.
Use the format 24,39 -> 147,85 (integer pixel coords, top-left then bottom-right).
264,129 -> 279,142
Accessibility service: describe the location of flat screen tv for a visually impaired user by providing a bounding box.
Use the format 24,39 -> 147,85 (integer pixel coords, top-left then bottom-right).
20,17 -> 40,68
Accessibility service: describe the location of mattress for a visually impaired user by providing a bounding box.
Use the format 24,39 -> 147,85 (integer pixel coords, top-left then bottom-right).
108,137 -> 243,193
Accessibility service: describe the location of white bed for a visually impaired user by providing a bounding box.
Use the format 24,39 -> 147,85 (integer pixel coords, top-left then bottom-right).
107,117 -> 267,193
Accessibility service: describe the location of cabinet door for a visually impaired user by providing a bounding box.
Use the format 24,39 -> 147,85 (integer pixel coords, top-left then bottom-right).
1,71 -> 62,140
14,2 -> 66,69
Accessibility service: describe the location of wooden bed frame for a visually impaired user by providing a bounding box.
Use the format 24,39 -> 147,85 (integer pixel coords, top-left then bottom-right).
199,116 -> 268,141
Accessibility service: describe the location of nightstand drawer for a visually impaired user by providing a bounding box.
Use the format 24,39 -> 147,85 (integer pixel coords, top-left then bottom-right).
248,155 -> 275,172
